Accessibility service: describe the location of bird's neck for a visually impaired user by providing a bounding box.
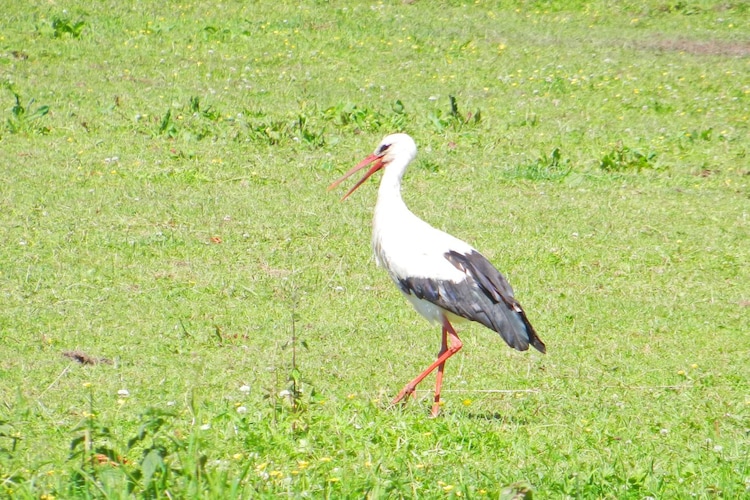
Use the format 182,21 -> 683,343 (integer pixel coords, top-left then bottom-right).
375,157 -> 410,215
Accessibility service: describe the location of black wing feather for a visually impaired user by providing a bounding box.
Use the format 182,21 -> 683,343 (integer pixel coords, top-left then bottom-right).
399,250 -> 545,354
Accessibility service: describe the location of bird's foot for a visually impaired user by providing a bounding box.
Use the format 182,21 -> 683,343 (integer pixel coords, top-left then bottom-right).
391,384 -> 417,406
430,402 -> 441,418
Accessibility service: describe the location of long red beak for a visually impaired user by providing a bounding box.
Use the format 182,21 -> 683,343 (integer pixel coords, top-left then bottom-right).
327,154 -> 385,200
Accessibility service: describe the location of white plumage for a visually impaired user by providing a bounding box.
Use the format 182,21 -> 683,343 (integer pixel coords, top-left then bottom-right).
330,133 -> 545,416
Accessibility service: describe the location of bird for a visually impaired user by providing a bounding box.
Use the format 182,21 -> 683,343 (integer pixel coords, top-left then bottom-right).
329,133 -> 545,417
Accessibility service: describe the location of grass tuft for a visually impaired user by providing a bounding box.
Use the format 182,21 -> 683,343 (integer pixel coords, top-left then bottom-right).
599,142 -> 659,171
506,147 -> 571,181
51,16 -> 86,39
4,83 -> 50,135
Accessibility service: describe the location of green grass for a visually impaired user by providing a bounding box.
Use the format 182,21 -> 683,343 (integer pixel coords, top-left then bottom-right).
1,0 -> 749,497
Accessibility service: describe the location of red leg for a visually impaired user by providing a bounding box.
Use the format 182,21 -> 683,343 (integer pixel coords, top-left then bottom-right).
431,321 -> 450,417
391,317 -> 462,416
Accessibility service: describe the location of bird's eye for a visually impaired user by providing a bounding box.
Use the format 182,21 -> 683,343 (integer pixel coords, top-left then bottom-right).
377,143 -> 391,155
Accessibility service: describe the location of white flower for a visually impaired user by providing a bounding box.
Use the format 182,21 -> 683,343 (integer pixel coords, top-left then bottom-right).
117,389 -> 130,397
239,385 -> 251,394
236,406 -> 247,414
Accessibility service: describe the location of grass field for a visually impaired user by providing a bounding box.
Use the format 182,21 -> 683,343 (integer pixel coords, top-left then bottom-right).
1,0 -> 749,497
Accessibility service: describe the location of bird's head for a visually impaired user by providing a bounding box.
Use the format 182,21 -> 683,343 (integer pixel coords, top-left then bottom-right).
328,133 -> 417,200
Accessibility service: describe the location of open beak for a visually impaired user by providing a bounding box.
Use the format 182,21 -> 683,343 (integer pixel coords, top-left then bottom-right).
327,154 -> 385,201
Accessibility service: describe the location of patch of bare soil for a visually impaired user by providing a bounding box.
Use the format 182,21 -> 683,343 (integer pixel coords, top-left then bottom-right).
62,350 -> 113,365
642,38 -> 750,57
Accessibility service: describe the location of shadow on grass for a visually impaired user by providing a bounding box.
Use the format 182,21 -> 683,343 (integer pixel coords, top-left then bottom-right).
460,411 -> 532,425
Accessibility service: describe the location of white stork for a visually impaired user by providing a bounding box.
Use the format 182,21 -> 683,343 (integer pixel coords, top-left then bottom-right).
329,133 -> 545,417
